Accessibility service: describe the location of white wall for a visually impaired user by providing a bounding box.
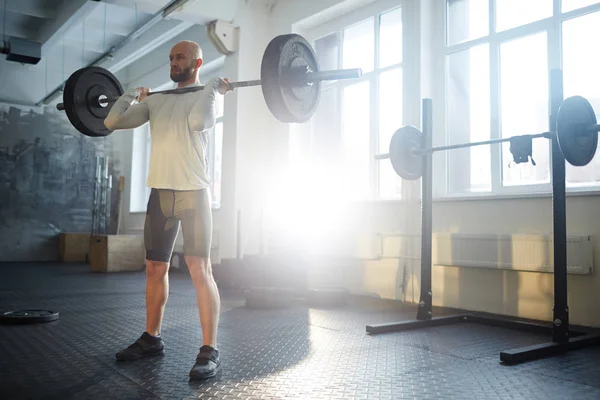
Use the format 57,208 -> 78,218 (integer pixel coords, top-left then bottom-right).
271,0 -> 377,33
217,0 -> 278,259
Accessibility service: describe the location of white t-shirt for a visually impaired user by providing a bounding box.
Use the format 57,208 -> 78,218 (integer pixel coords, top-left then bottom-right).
104,79 -> 221,191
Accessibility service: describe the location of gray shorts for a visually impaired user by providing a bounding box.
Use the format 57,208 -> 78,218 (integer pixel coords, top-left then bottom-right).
144,188 -> 212,262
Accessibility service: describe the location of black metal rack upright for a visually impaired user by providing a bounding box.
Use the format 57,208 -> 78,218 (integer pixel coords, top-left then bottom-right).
366,69 -> 600,365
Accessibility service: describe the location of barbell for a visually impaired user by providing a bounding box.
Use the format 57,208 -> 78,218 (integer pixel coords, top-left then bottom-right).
375,95 -> 599,180
55,33 -> 362,137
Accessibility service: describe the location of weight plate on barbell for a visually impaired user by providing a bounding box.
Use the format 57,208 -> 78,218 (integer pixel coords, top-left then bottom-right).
389,126 -> 423,180
261,34 -> 321,123
63,66 -> 124,138
0,309 -> 59,324
557,95 -> 598,167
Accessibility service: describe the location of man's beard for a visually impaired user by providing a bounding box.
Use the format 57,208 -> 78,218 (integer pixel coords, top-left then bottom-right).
170,65 -> 194,82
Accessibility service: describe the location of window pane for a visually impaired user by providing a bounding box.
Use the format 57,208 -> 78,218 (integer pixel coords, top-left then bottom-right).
212,122 -> 223,206
496,0 -> 552,32
378,67 -> 402,198
343,18 -> 374,73
379,7 -> 402,68
500,32 -> 549,187
447,44 -> 491,193
447,0 -> 489,46
311,88 -> 340,200
563,11 -> 600,186
311,88 -> 339,162
315,32 -> 340,71
130,124 -> 151,212
216,94 -> 224,119
342,81 -> 371,199
562,0 -> 600,12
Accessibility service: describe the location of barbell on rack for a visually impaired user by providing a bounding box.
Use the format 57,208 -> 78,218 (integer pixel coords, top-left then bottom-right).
375,95 -> 599,180
55,33 -> 362,137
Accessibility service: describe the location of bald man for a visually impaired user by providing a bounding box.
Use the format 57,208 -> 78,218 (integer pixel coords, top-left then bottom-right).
104,40 -> 232,380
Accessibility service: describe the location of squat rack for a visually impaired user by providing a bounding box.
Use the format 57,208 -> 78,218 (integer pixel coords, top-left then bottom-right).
366,69 -> 600,365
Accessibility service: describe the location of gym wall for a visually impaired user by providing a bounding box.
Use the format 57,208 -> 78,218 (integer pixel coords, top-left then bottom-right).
0,104 -> 124,262
431,197 -> 600,327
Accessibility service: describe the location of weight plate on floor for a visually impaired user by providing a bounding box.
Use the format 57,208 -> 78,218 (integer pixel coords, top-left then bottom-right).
63,66 -> 123,137
261,34 -> 321,123
557,95 -> 598,166
389,126 -> 424,180
0,309 -> 59,324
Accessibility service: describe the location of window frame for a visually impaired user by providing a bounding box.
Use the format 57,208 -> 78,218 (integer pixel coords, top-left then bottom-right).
439,0 -> 600,200
301,0 -> 417,202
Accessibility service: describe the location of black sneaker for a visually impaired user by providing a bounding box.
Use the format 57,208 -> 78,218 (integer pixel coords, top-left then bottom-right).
189,345 -> 221,380
115,332 -> 165,361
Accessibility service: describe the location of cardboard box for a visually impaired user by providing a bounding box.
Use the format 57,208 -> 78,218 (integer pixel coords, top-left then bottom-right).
89,234 -> 145,273
59,233 -> 91,262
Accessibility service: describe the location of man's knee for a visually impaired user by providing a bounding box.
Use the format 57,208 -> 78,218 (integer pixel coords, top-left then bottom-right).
146,259 -> 169,279
185,256 -> 212,277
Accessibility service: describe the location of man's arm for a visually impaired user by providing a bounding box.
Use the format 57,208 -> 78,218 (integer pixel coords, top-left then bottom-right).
189,78 -> 230,132
104,89 -> 150,130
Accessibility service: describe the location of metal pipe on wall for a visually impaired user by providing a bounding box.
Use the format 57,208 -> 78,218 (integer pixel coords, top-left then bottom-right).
38,0 -> 195,106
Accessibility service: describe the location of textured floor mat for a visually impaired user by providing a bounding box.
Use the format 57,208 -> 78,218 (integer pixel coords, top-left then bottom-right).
1,262 -> 600,400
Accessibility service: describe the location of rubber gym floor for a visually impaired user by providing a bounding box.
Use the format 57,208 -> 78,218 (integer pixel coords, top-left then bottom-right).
2,262 -> 600,400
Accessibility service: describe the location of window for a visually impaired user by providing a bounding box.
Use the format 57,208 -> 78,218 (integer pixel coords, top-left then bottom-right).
562,10 -> 600,186
342,80 -> 371,199
130,123 -> 152,213
308,5 -> 404,200
499,32 -> 549,187
495,0 -> 552,32
443,0 -> 600,196
129,85 -> 225,212
447,44 -> 491,192
447,0 -> 489,46
208,115 -> 224,208
562,0 -> 600,12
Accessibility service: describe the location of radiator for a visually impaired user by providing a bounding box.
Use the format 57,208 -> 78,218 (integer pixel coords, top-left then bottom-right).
376,233 -> 593,275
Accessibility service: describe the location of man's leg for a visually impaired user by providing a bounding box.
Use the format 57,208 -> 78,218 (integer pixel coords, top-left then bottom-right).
116,189 -> 180,361
185,255 -> 220,347
176,189 -> 221,379
145,259 -> 170,337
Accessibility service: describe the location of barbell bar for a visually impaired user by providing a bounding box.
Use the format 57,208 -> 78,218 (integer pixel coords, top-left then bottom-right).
55,33 -> 363,137
375,95 -> 599,180
55,67 -> 361,112
374,132 -> 552,160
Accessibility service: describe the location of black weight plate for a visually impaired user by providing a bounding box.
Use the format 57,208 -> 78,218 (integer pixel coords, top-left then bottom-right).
389,126 -> 424,180
63,66 -> 123,137
0,309 -> 59,324
261,34 -> 321,123
557,95 -> 598,167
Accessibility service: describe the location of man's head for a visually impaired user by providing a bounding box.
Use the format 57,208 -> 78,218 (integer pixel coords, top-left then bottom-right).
169,40 -> 203,83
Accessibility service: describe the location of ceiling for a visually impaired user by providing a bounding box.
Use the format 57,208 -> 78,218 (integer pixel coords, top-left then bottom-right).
0,0 -> 243,107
